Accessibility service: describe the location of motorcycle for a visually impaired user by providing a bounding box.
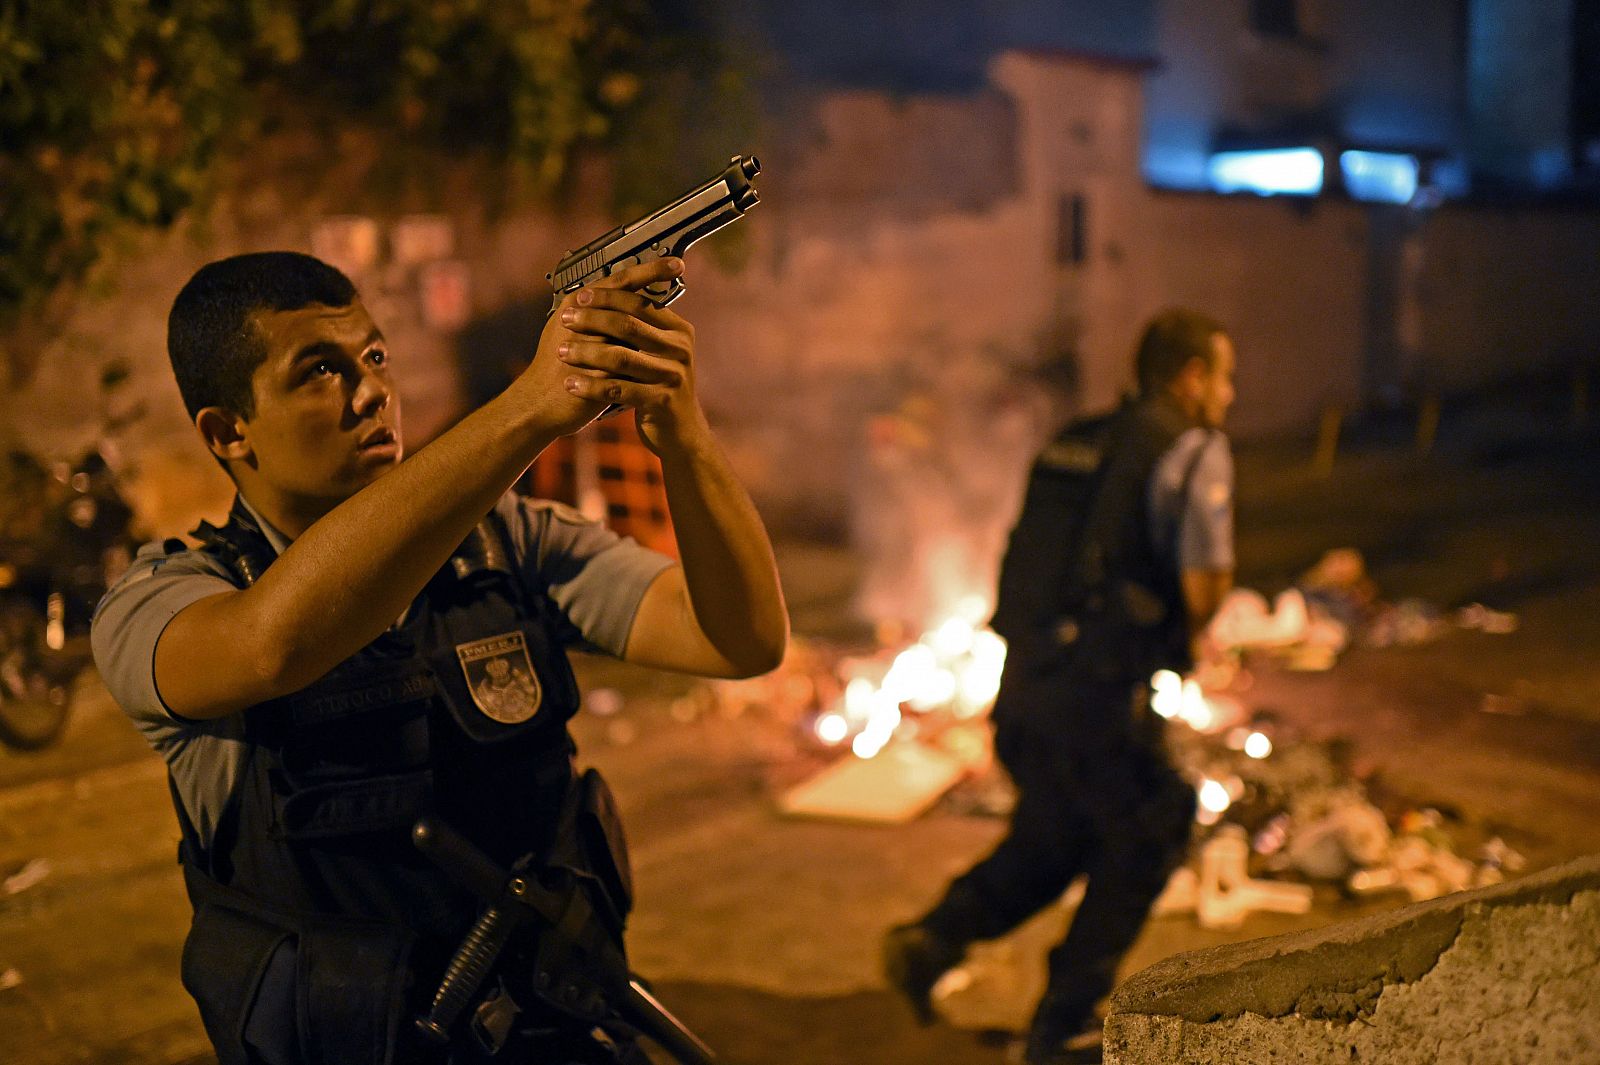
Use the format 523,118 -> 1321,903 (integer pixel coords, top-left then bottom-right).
0,367 -> 141,751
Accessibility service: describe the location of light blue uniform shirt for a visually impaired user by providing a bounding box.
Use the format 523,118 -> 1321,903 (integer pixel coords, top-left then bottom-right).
1148,428 -> 1235,573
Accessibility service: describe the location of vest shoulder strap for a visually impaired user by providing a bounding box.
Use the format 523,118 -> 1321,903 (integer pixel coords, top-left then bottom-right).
188,497 -> 275,587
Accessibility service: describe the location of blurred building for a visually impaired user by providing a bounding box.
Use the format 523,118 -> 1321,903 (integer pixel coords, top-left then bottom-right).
1145,0 -> 1467,195
749,0 -> 1600,200
5,2 -> 1598,555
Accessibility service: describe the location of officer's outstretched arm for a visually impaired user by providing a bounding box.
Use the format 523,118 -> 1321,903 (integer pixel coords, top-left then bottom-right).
150,260 -> 687,721
557,281 -> 788,679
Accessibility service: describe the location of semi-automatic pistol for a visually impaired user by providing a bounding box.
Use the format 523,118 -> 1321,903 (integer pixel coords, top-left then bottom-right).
547,154 -> 761,311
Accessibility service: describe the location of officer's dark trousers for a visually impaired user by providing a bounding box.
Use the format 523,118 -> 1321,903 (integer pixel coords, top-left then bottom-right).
918,676 -> 1195,1019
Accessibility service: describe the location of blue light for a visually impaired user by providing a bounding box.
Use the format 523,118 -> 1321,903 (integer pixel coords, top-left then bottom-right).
1207,148 -> 1325,197
1430,157 -> 1470,199
1339,151 -> 1420,204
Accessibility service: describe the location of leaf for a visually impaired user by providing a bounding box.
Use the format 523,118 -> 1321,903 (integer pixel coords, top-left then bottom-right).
0,0 -> 756,325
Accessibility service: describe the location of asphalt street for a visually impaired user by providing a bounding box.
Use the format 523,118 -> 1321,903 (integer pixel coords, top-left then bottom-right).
4,397 -> 1600,1065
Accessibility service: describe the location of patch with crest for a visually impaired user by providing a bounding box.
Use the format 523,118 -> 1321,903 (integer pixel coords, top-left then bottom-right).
456,631 -> 542,724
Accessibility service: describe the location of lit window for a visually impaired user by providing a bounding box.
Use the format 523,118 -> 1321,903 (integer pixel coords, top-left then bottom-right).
1339,151 -> 1419,204
1207,148 -> 1325,196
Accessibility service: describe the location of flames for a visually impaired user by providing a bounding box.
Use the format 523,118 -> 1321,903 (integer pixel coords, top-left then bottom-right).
812,594 -> 1008,760
800,612 -> 1275,839
1149,668 -> 1276,825
1150,669 -> 1222,731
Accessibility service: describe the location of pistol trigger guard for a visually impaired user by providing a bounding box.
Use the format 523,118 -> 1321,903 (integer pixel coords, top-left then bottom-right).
641,276 -> 685,308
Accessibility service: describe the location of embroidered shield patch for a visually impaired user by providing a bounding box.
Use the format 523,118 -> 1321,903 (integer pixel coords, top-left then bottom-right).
456,631 -> 542,724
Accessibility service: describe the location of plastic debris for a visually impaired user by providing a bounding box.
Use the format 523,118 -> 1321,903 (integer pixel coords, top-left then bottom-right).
1151,866 -> 1199,916
1363,598 -> 1447,648
1283,793 -> 1391,880
1455,603 -> 1519,634
1194,826 -> 1313,929
1208,588 -> 1310,650
1479,693 -> 1529,716
0,969 -> 21,991
3,858 -> 50,896
1480,836 -> 1526,874
1338,815 -> 1510,902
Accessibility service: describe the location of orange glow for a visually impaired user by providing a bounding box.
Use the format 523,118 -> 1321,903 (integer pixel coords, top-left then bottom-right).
825,609 -> 1010,760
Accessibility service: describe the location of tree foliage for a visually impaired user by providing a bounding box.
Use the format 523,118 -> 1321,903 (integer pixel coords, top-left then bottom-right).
0,0 -> 758,324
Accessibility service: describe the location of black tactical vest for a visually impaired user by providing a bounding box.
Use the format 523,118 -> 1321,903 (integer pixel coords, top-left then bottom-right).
991,397 -> 1203,682
173,497 -> 588,1064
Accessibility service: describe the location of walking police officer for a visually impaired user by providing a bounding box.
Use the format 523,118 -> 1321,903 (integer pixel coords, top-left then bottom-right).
884,310 -> 1237,1063
92,250 -> 787,1064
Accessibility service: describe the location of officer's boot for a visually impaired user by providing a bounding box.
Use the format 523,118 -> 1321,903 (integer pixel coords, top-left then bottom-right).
1021,986 -> 1101,1064
881,922 -> 967,1026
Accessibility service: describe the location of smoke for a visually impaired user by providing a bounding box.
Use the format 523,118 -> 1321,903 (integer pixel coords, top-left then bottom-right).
849,341 -> 1063,636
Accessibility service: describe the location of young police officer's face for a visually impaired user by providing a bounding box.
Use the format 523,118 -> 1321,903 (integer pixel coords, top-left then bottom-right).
1199,332 -> 1237,428
237,299 -> 404,501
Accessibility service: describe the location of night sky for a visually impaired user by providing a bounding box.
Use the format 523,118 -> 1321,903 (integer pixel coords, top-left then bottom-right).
739,0 -> 1156,92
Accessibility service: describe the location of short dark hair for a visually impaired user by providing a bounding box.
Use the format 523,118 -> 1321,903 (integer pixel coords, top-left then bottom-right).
1135,308 -> 1226,395
167,252 -> 357,420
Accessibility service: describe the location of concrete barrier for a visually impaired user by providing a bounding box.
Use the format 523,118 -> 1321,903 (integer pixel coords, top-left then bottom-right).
1103,853 -> 1600,1064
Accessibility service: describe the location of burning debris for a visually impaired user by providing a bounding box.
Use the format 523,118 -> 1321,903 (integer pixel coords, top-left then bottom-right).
708,601 -> 1010,823
692,544 -> 1525,917
810,599 -> 1006,761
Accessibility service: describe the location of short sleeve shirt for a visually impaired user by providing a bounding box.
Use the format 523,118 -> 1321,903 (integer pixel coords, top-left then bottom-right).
90,493 -> 674,847
1148,428 -> 1235,572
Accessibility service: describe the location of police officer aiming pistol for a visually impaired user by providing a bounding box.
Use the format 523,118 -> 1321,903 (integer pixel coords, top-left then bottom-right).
92,250 -> 787,1064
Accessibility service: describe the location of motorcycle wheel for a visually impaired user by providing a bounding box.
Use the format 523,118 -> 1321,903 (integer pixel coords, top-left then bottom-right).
0,602 -> 73,751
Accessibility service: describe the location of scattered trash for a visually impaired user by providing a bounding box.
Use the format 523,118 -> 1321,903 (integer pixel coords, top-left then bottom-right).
1455,603 -> 1519,635
706,555 -> 1524,920
1208,550 -> 1511,666
1165,825 -> 1314,929
1297,548 -> 1379,630
1481,836 -> 1526,874
0,968 -> 21,991
1281,794 -> 1391,880
4,858 -> 50,896
1208,588 -> 1312,650
1150,684 -> 1522,926
779,742 -> 966,824
1152,866 -> 1199,916
1382,834 -> 1477,901
1479,693 -> 1529,716
1363,598 -> 1447,648
1280,644 -> 1339,672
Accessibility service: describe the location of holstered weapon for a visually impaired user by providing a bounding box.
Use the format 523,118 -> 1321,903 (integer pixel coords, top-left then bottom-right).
411,816 -> 716,1065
